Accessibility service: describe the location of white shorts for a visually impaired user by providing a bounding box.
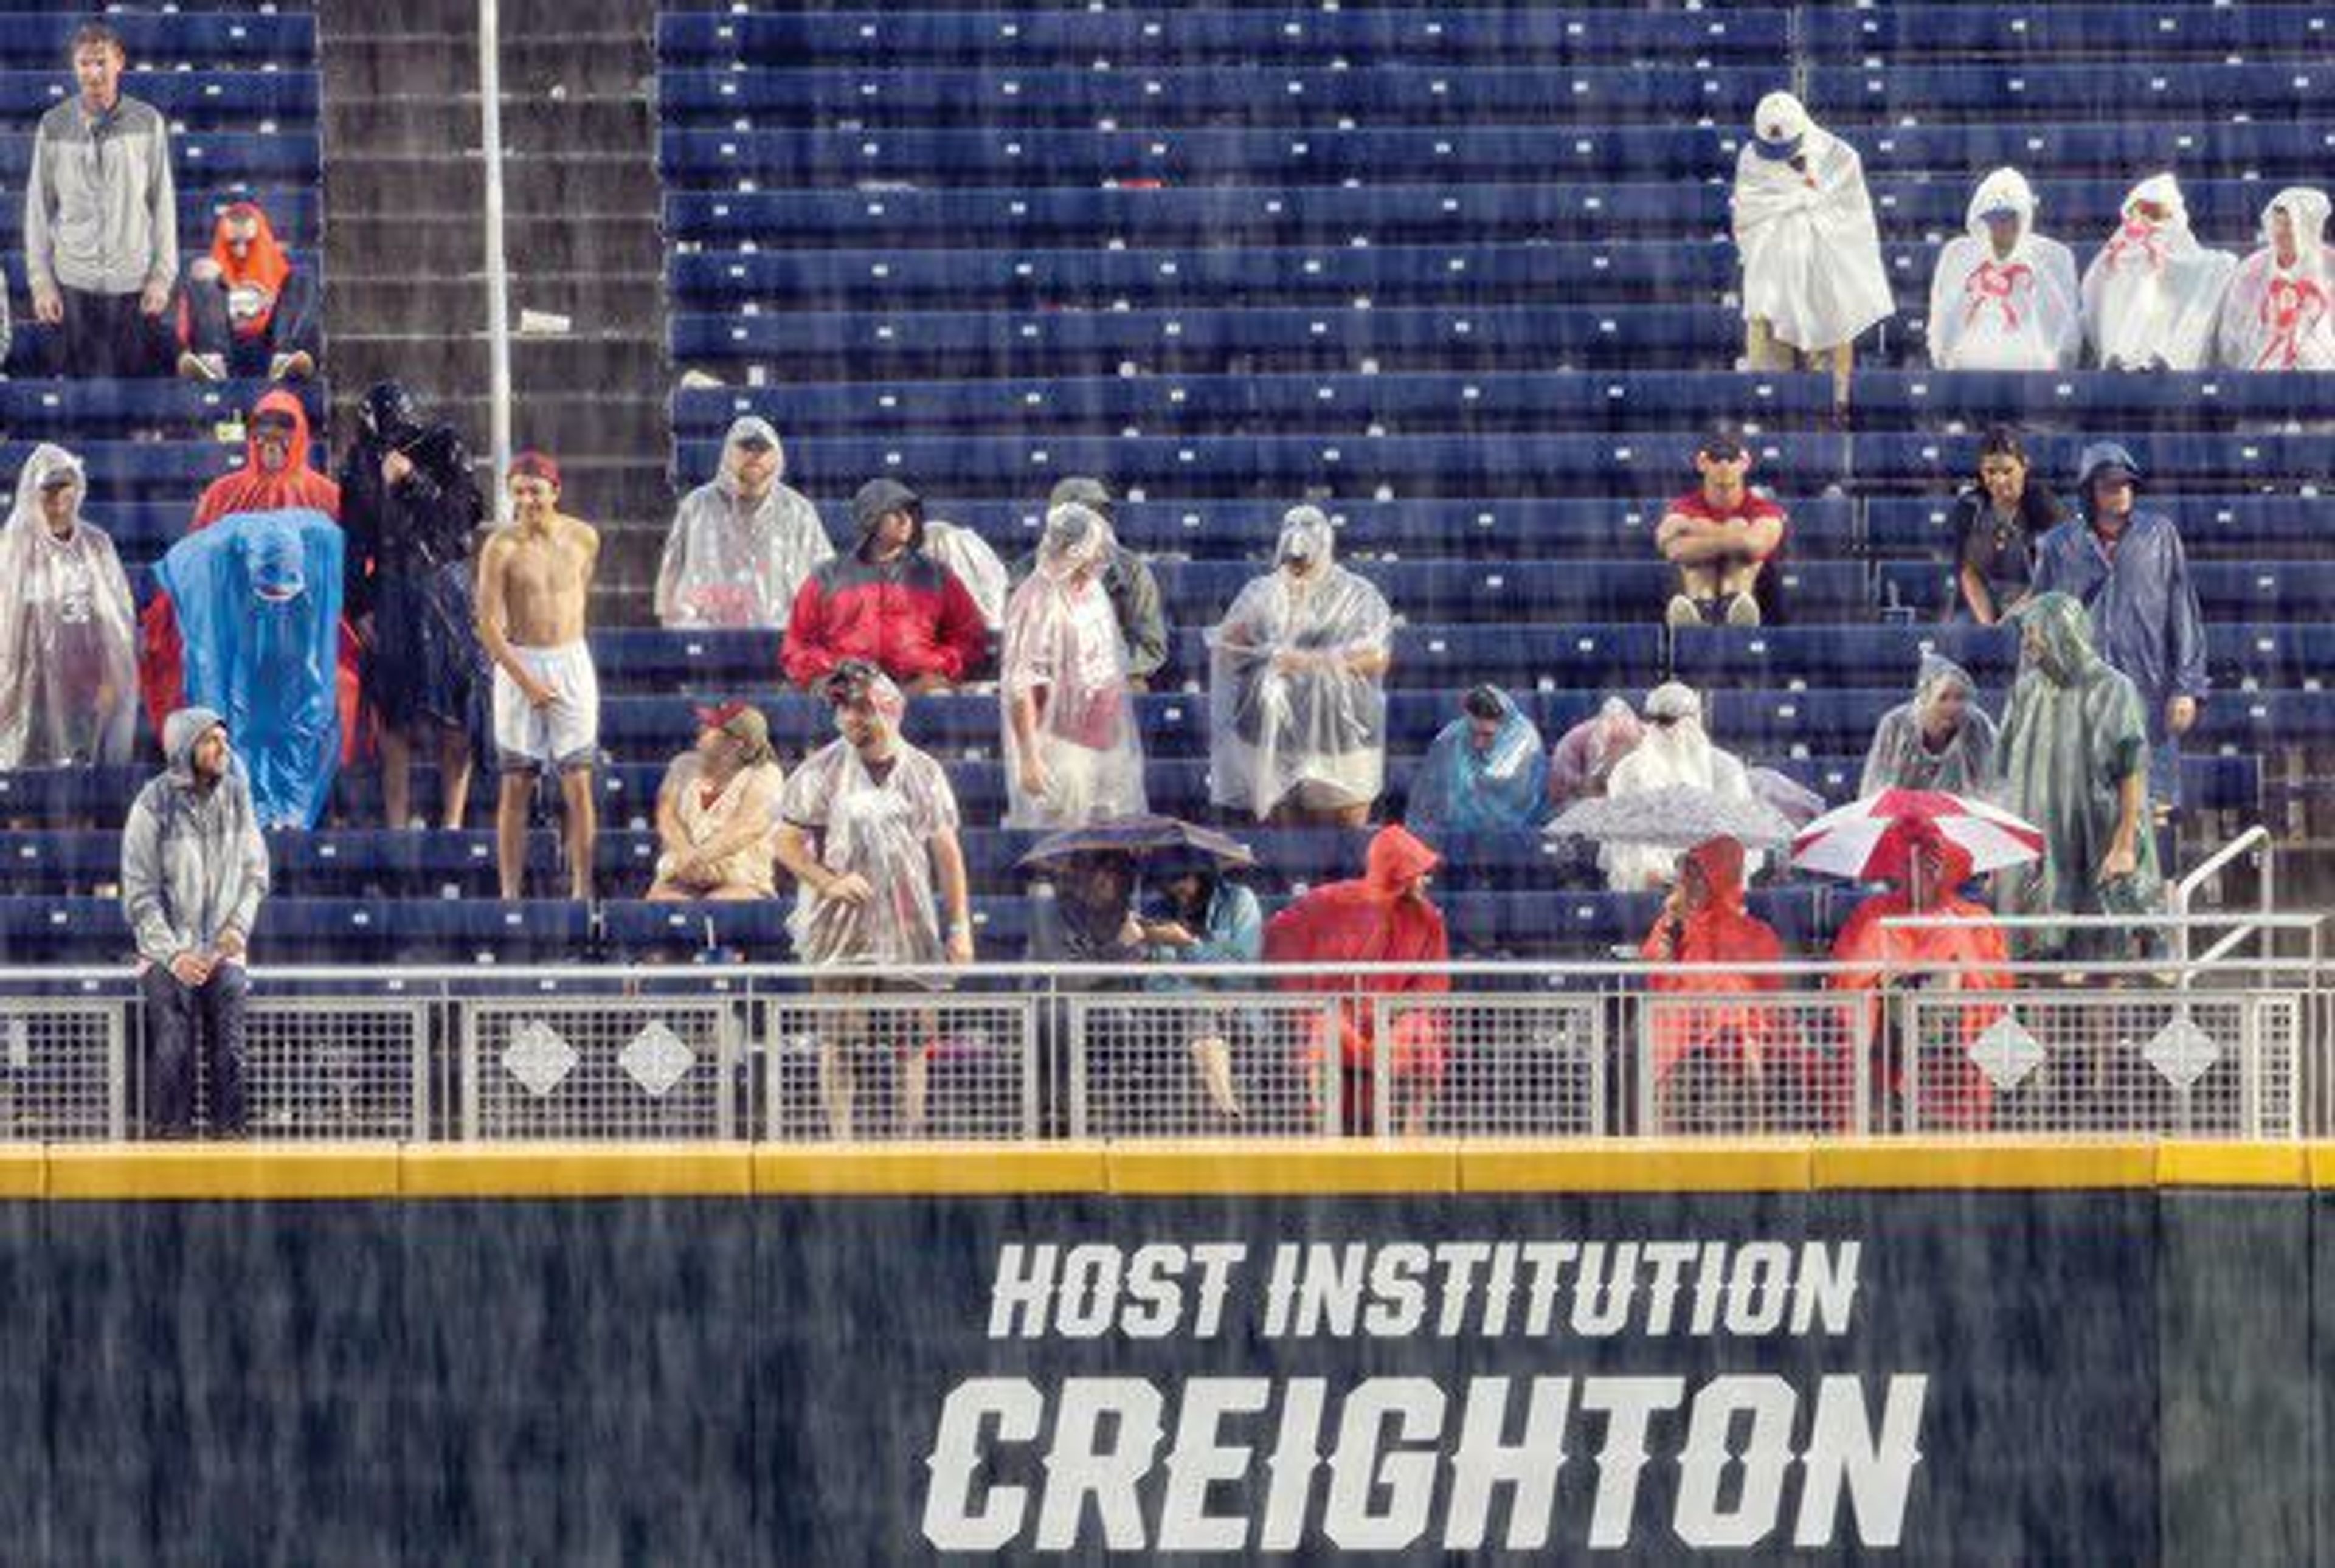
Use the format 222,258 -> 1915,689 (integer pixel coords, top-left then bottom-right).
493,642 -> 600,773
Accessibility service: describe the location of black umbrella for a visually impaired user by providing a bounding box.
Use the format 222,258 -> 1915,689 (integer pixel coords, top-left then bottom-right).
1016,813 -> 1256,874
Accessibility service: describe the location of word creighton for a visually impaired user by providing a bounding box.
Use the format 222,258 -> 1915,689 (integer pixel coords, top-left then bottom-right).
922,1372 -> 1927,1553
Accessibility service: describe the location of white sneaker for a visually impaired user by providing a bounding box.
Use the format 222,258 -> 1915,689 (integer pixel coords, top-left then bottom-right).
269,350 -> 315,381
178,351 -> 226,382
1664,594 -> 1704,629
1724,592 -> 1762,627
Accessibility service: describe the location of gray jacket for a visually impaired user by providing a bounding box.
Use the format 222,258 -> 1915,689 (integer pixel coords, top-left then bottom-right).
23,94 -> 177,297
120,708 -> 269,967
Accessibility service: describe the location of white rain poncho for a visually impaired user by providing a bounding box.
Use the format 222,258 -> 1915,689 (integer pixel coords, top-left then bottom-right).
1599,682 -> 1758,892
1000,503 -> 1148,827
0,444 -> 139,768
1858,652 -> 1999,799
2081,174 -> 2239,371
923,517 -> 1011,630
2216,187 -> 2335,370
780,673 -> 961,970
1730,92 -> 1894,353
1207,507 -> 1394,820
1928,168 -> 2082,371
653,416 -> 834,629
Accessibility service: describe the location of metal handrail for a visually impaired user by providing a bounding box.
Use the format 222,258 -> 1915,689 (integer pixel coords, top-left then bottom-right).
2171,824 -> 2278,982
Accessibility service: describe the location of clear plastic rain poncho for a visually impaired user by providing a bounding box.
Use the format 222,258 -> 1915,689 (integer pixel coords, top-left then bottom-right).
780,671 -> 962,970
1730,92 -> 1894,353
999,503 -> 1148,827
1858,652 -> 1999,798
1994,593 -> 2162,959
1547,696 -> 1645,809
2081,174 -> 2239,370
1405,687 -> 1551,838
1600,682 -> 1758,891
653,416 -> 835,629
1928,168 -> 2083,371
1207,507 -> 1394,820
2216,187 -> 2335,370
922,517 -> 1011,630
154,508 -> 345,831
0,444 -> 139,768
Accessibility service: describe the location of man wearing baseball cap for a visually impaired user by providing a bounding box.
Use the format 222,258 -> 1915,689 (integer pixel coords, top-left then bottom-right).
646,699 -> 787,902
1654,430 -> 1791,629
778,476 -> 988,692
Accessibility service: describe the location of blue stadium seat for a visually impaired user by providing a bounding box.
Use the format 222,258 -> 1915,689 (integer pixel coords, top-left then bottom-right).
1843,433 -> 2335,492
1802,5 -> 2335,61
1807,61 -> 2335,120
1878,561 -> 2335,623
0,69 -> 320,123
0,440 -> 238,497
0,186 -> 322,251
1867,496 -> 2335,560
0,131 -> 320,186
1852,371 -> 2335,429
0,13 -> 317,66
0,378 -> 274,437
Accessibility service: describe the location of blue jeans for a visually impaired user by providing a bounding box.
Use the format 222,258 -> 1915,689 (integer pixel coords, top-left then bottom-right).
141,963 -> 249,1138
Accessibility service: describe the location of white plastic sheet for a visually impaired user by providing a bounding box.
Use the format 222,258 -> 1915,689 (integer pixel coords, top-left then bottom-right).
924,518 -> 1011,630
654,416 -> 835,629
2081,174 -> 2238,371
1928,168 -> 2082,371
998,505 -> 1148,827
0,444 -> 139,768
2217,187 -> 2335,370
1600,683 -> 1758,891
1730,92 -> 1894,353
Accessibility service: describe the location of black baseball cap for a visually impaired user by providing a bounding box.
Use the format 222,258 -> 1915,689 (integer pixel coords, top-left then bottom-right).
1697,429 -> 1747,461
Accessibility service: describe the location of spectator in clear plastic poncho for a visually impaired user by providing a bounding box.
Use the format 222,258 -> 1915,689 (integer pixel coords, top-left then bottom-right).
1208,506 -> 1393,827
1859,652 -> 1998,800
1994,593 -> 2161,962
1599,682 -> 1757,893
923,516 -> 1011,634
1547,696 -> 1645,811
1928,167 -> 2082,372
0,444 -> 139,769
648,700 -> 786,902
772,661 -> 972,1139
2081,173 -> 2238,371
2217,187 -> 2335,371
999,502 -> 1147,827
1730,91 -> 1892,409
654,415 -> 834,630
1012,477 -> 1169,689
1405,685 -> 1551,852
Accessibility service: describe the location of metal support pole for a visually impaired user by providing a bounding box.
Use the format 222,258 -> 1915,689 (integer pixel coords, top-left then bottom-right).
479,0 -> 514,513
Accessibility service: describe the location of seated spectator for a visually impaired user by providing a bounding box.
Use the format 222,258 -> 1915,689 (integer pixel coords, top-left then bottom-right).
1013,477 -> 1169,689
1830,825 -> 2009,1131
153,508 -> 345,831
340,382 -> 488,831
1000,503 -> 1147,827
2081,173 -> 2238,371
121,706 -> 268,1139
1265,825 -> 1449,1136
24,22 -> 177,379
1927,167 -> 2081,371
1208,506 -> 1394,827
175,201 -> 318,384
1731,92 -> 1891,409
1547,696 -> 1645,810
1639,835 -> 1798,1131
1600,682 -> 1757,891
1859,654 -> 1998,799
648,701 -> 786,902
1405,685 -> 1551,843
1138,848 -> 1265,1121
653,416 -> 833,630
2217,187 -> 2335,370
1656,431 -> 1790,629
0,444 -> 139,768
924,516 -> 1011,634
781,479 -> 987,692
1943,426 -> 2063,625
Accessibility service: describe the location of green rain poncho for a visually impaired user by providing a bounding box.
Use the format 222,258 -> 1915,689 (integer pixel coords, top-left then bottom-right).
1993,593 -> 2160,958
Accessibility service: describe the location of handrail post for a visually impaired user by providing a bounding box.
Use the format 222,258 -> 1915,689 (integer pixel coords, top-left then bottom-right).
479,0 -> 514,510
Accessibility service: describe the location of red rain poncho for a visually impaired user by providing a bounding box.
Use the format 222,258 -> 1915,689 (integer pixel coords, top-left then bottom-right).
1639,835 -> 1793,1087
1266,826 -> 1450,1126
202,201 -> 293,341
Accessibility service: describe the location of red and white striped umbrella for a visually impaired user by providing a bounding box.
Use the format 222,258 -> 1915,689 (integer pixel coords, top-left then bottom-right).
1790,788 -> 2046,881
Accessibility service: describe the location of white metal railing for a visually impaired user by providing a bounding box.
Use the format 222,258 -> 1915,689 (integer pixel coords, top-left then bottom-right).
479,0 -> 514,502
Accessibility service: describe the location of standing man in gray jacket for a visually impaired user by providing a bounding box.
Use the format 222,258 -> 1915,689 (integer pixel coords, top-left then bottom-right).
24,22 -> 178,378
121,707 -> 268,1138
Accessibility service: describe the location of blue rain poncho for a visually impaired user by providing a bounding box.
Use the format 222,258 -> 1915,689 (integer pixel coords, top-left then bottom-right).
1405,688 -> 1551,840
1858,653 -> 1999,799
154,508 -> 344,830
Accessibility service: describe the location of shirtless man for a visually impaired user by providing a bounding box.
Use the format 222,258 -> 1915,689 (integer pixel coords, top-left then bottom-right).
476,451 -> 601,900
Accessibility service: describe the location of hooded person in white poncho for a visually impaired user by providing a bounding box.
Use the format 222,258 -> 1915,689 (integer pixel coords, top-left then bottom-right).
923,517 -> 1012,632
1208,506 -> 1394,827
654,416 -> 834,629
2217,187 -> 2335,371
2081,173 -> 2238,371
1000,502 -> 1148,827
1599,682 -> 1758,893
0,443 -> 139,769
1731,92 -> 1893,403
1928,168 -> 2082,371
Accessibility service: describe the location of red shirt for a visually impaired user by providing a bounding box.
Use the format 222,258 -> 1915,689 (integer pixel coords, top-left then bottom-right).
1664,488 -> 1790,562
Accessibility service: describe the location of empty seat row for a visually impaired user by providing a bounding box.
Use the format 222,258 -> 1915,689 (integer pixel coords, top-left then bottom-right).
1801,6 -> 2335,61
0,185 -> 319,251
0,69 -> 319,125
0,12 -> 316,66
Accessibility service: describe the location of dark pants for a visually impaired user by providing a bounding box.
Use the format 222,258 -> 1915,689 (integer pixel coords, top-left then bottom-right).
183,268 -> 320,375
140,962 -> 249,1138
47,286 -> 172,378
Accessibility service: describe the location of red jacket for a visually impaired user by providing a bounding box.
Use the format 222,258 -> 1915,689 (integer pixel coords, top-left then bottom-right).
1266,826 -> 1451,1072
780,546 -> 988,686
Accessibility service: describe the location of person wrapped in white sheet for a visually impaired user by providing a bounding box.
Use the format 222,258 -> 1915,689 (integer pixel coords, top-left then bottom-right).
999,503 -> 1148,828
1928,168 -> 2082,371
1208,506 -> 1394,827
1731,92 -> 1893,404
2217,187 -> 2335,371
0,443 -> 139,768
2081,173 -> 2238,371
1599,682 -> 1759,893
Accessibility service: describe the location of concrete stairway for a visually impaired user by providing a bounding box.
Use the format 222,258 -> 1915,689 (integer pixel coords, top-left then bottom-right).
319,0 -> 671,624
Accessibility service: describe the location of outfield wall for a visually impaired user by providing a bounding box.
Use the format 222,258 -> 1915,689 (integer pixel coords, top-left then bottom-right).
0,1141 -> 2322,1566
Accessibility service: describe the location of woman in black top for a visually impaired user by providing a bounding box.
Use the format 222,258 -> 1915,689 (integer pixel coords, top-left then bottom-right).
1943,426 -> 2064,624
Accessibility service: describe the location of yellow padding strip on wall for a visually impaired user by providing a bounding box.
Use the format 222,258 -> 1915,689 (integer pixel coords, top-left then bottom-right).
753,1144 -> 1108,1195
2158,1142 -> 2309,1188
1813,1140 -> 2157,1191
399,1143 -> 754,1198
1108,1139 -> 1461,1195
46,1143 -> 400,1201
1461,1139 -> 1814,1193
